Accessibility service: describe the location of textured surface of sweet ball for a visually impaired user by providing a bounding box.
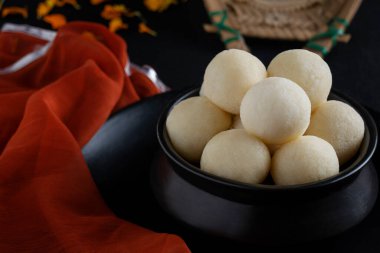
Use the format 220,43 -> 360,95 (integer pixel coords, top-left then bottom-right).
240,77 -> 311,145
267,49 -> 332,111
200,129 -> 270,184
200,49 -> 266,114
166,96 -> 231,162
272,136 -> 339,185
306,100 -> 365,164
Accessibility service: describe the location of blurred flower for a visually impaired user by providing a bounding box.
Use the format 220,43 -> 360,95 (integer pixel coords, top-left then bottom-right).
2,6 -> 28,18
144,0 -> 178,12
138,22 -> 157,36
43,13 -> 67,29
37,0 -> 56,19
109,17 -> 128,33
56,0 -> 80,10
90,0 -> 109,5
101,4 -> 128,20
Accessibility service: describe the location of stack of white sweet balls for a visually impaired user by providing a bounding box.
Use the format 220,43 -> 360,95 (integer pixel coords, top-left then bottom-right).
166,49 -> 365,186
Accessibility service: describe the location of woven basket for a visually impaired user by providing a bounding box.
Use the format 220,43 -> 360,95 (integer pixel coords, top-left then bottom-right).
221,0 -> 346,41
204,0 -> 362,56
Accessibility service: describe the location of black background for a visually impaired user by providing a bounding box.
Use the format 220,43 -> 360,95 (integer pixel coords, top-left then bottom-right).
1,0 -> 380,112
2,1 -> 380,252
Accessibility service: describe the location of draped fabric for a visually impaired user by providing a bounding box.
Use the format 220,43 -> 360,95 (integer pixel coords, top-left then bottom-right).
0,22 -> 189,253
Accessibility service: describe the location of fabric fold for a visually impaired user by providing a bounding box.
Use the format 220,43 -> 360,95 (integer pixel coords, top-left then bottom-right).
0,22 -> 189,253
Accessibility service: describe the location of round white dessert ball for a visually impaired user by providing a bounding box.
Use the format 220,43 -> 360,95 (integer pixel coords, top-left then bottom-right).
166,96 -> 232,162
200,49 -> 267,114
200,129 -> 271,184
306,100 -> 365,165
240,77 -> 311,145
267,49 -> 332,111
271,136 -> 339,186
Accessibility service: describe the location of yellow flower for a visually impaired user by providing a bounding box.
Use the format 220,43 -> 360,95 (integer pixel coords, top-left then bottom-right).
43,14 -> 67,29
37,0 -> 56,19
90,0 -> 109,5
2,7 -> 28,19
109,18 -> 128,33
144,0 -> 177,12
138,22 -> 157,36
101,4 -> 128,20
56,0 -> 80,10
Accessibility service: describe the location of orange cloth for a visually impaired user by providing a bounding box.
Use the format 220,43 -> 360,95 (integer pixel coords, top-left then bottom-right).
0,22 -> 190,253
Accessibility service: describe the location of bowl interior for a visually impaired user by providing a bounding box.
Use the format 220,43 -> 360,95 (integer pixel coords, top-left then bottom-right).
158,88 -> 378,193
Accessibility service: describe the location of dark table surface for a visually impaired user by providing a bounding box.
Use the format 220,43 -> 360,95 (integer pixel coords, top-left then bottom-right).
2,1 -> 380,252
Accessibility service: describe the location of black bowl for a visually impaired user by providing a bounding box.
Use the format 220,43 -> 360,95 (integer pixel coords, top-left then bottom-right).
150,88 -> 378,244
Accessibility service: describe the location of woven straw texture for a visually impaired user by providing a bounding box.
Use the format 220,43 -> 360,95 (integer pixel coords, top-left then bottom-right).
208,0 -> 346,41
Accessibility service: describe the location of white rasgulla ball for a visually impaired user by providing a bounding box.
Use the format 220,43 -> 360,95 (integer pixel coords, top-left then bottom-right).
240,77 -> 311,145
271,136 -> 339,186
200,129 -> 271,184
200,49 -> 267,114
231,115 -> 243,129
306,100 -> 365,165
267,49 -> 332,111
166,96 -> 232,162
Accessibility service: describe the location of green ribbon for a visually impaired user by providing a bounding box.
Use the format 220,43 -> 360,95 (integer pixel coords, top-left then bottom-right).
208,9 -> 242,46
306,17 -> 349,56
